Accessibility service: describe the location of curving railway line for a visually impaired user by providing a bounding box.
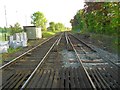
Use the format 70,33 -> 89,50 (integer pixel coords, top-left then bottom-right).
0,32 -> 119,89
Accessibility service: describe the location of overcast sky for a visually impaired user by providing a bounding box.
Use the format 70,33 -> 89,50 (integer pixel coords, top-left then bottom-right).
0,0 -> 85,27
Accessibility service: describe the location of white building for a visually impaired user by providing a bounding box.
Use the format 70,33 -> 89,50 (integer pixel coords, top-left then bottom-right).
23,26 -> 42,39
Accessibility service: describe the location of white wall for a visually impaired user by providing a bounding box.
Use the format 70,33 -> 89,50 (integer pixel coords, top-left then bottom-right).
36,28 -> 42,39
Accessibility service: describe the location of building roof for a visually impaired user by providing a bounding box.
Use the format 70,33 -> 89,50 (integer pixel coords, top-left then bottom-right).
23,26 -> 36,28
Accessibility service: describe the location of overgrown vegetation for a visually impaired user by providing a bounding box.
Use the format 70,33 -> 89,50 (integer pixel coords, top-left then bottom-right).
7,47 -> 22,54
0,22 -> 23,41
9,22 -> 23,35
70,2 -> 119,35
70,2 -> 119,54
42,31 -> 59,38
0,47 -> 22,63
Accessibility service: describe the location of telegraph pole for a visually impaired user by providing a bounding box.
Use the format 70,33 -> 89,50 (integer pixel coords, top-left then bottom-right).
16,10 -> 18,22
4,5 -> 7,41
4,5 -> 8,27
25,15 -> 27,26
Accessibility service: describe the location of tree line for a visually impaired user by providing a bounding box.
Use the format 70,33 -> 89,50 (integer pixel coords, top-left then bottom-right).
31,11 -> 65,31
0,23 -> 23,35
0,11 -> 66,37
70,2 -> 119,36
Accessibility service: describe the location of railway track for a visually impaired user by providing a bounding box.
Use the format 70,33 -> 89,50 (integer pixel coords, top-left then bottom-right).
68,33 -> 120,89
0,32 -> 119,89
71,33 -> 120,68
0,34 -> 60,89
69,33 -> 120,69
21,32 -> 95,89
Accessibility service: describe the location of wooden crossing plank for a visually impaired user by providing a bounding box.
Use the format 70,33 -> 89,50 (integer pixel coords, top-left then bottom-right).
87,68 -> 101,89
65,68 -> 69,88
104,67 -> 119,81
69,67 -> 75,88
9,72 -> 25,88
46,70 -> 54,88
15,71 -> 31,88
91,68 -> 106,88
2,69 -> 15,79
98,65 -> 118,77
28,69 -> 43,88
2,72 -> 15,85
79,67 -> 92,88
94,67 -> 111,89
2,71 -> 18,88
97,68 -> 120,88
104,66 -> 120,85
52,70 -> 59,88
58,68 -> 62,89
36,69 -> 48,88
92,68 -> 106,88
73,67 -> 80,88
3,72 -> 21,89
41,70 -> 51,88
102,68 -> 120,88
99,67 -> 119,88
97,69 -> 111,88
77,67 -> 86,88
60,67 -> 66,88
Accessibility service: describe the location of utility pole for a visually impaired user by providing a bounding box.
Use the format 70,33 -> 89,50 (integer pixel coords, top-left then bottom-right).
16,10 -> 18,22
4,5 -> 7,41
4,5 -> 8,27
25,15 -> 27,26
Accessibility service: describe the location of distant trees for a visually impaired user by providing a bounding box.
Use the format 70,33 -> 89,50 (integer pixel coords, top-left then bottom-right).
49,22 -> 56,31
31,11 -> 47,31
48,22 -> 65,31
70,2 -> 119,36
31,11 -> 66,31
55,23 -> 65,31
9,22 -> 23,35
0,27 -> 5,33
0,23 -> 23,41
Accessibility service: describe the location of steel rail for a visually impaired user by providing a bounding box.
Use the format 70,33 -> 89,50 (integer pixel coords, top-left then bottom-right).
67,35 -> 97,90
56,33 -> 63,46
20,33 -> 63,89
69,33 -> 120,89
95,68 -> 113,89
69,33 -> 96,52
69,33 -> 120,68
0,35 -> 57,69
65,32 -> 69,44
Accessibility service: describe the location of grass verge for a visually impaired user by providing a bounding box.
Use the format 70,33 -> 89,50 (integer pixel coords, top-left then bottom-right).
7,47 -> 22,54
42,31 -> 59,38
0,47 -> 22,64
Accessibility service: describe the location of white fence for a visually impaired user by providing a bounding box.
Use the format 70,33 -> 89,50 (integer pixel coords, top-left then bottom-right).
0,32 -> 28,54
0,41 -> 9,54
10,32 -> 28,48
